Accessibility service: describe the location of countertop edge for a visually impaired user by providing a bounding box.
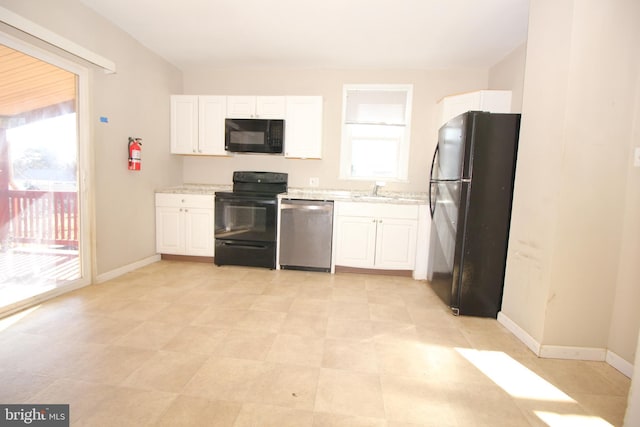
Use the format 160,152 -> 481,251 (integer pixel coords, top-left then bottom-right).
155,185 -> 428,204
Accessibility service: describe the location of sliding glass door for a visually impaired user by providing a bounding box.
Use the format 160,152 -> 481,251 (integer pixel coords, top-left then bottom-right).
0,41 -> 89,314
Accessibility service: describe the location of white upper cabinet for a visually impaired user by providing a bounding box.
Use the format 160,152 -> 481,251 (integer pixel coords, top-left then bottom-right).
170,95 -> 198,154
198,96 -> 227,155
170,94 -> 323,158
170,95 -> 227,155
284,96 -> 323,159
227,96 -> 285,118
436,90 -> 512,127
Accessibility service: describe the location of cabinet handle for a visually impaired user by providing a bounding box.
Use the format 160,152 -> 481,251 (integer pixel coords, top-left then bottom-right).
181,199 -> 185,203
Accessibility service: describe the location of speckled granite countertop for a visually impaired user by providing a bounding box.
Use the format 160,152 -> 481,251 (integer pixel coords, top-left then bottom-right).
282,188 -> 428,204
155,184 -> 230,195
156,184 -> 428,204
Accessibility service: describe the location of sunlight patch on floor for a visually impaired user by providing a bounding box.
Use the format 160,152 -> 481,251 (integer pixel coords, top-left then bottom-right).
456,347 -> 574,402
0,304 -> 40,331
534,411 -> 614,427
456,348 -> 616,426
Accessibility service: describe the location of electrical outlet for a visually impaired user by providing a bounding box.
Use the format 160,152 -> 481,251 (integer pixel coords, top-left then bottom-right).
309,177 -> 319,187
634,147 -> 640,168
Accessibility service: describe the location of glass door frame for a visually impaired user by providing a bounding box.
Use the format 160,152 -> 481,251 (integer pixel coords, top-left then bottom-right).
0,31 -> 92,316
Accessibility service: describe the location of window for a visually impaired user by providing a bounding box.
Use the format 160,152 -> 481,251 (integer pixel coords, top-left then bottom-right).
340,84 -> 413,181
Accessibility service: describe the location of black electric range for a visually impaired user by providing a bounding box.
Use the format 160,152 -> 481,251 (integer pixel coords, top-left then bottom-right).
214,171 -> 288,269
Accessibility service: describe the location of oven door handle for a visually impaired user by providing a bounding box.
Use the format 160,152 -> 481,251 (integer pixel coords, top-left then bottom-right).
215,196 -> 277,206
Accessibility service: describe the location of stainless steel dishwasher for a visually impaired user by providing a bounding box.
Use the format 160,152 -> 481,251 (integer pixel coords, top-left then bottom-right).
279,199 -> 334,272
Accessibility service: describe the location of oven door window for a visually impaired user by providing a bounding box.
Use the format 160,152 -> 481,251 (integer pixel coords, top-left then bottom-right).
215,197 -> 277,242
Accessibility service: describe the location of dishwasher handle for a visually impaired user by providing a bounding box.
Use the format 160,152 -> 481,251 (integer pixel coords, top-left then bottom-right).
280,200 -> 334,212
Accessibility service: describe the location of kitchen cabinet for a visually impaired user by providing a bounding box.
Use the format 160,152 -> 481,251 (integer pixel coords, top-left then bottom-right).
226,96 -> 285,118
155,193 -> 215,257
284,96 -> 323,159
436,90 -> 512,127
170,95 -> 227,155
335,202 -> 418,270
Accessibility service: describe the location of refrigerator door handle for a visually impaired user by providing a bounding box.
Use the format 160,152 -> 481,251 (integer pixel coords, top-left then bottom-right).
429,143 -> 439,219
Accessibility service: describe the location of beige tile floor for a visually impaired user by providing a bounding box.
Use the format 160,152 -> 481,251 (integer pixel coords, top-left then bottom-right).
0,260 -> 630,426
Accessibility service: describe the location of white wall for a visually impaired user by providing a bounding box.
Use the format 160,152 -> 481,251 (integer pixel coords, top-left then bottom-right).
609,69 -> 640,366
502,0 -> 640,366
0,0 -> 184,275
489,43 -> 527,112
181,67 -> 490,192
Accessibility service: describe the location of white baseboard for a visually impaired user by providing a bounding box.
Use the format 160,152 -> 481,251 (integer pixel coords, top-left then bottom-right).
497,311 -> 633,378
607,350 -> 635,378
497,311 -> 541,355
539,345 -> 606,361
95,254 -> 161,284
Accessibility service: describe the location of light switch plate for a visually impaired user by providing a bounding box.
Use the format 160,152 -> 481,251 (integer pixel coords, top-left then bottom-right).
309,177 -> 319,187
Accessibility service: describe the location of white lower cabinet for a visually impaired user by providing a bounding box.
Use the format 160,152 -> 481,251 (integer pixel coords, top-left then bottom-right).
335,202 -> 418,270
155,193 -> 214,257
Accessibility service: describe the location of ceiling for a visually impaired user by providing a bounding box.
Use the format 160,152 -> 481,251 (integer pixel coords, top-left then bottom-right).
79,0 -> 530,70
0,45 -> 76,118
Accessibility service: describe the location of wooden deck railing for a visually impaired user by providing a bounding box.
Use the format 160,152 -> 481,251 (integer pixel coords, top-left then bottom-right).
6,190 -> 78,247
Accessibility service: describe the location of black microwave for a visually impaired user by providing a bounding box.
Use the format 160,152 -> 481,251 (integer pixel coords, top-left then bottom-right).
225,118 -> 284,154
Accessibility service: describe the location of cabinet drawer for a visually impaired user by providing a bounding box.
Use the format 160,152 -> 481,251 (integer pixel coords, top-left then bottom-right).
155,193 -> 214,209
337,202 -> 419,220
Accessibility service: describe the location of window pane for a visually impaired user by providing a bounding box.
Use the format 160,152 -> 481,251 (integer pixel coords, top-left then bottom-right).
349,124 -> 402,178
345,90 -> 408,125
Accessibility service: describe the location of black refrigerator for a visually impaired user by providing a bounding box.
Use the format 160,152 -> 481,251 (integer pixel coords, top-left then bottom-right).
427,111 -> 521,318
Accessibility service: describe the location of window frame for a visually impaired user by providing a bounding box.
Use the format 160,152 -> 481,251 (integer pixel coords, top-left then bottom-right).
339,83 -> 414,182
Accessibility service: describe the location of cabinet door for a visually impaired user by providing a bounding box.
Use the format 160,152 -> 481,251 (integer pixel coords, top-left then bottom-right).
335,216 -> 377,268
375,218 -> 417,269
156,206 -> 184,254
199,96 -> 227,155
437,90 -> 512,127
227,96 -> 256,118
438,92 -> 481,127
285,96 -> 323,158
256,96 -> 286,118
227,96 -> 285,118
184,208 -> 215,256
170,95 -> 198,154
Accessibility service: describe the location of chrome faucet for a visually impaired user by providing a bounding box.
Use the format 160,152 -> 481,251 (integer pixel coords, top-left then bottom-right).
371,181 -> 386,196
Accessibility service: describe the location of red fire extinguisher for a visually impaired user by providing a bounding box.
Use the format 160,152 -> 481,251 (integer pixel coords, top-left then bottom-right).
128,137 -> 142,171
